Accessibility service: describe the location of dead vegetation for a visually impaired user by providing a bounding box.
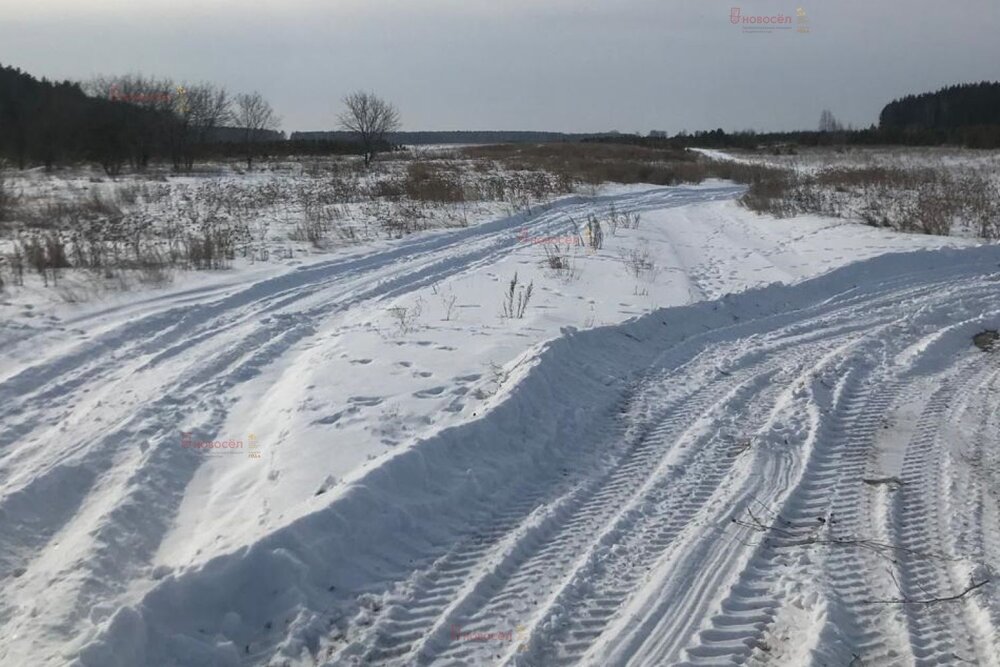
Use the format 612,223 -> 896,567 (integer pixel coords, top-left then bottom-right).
973,330 -> 999,352
618,246 -> 657,281
541,243 -> 581,282
733,499 -> 992,606
715,157 -> 1000,239
0,165 -> 19,225
3,145 -> 997,299
387,298 -> 424,335
500,272 -> 533,319
461,142 -> 705,188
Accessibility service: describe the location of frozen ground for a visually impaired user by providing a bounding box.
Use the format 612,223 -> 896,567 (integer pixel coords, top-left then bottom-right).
0,178 -> 997,666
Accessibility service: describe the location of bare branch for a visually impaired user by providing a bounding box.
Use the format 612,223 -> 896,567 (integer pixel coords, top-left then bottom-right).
338,91 -> 400,166
860,579 -> 990,605
234,91 -> 280,170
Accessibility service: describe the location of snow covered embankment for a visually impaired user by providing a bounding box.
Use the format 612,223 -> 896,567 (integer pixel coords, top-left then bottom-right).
78,245 -> 1000,666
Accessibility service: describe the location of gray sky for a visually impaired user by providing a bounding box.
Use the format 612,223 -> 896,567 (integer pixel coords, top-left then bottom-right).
2,0 -> 999,134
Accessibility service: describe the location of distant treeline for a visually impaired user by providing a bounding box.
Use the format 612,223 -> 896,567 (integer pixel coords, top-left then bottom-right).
658,82 -> 1000,150
4,62 -> 1000,176
881,82 -> 1000,132
0,64 -> 170,172
0,64 -> 369,173
614,125 -> 1000,151
208,138 -> 377,160
291,130 -> 615,145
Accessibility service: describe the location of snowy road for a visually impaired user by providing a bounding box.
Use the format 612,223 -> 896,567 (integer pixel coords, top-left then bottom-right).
313,247 -> 1000,667
0,183 -> 996,666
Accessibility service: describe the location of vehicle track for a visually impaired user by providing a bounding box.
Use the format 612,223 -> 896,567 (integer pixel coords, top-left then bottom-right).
331,261 -> 1000,667
313,261 -> 1000,667
0,185 -> 743,664
5,190 -> 999,667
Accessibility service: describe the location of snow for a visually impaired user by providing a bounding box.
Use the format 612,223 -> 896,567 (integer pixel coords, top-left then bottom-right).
694,145 -> 1000,175
1,176 -> 997,666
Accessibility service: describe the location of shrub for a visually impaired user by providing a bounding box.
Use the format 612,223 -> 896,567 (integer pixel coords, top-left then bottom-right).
16,233 -> 70,286
291,203 -> 336,248
583,214 -> 604,250
913,186 -> 957,236
619,247 -> 656,280
404,162 -> 465,202
387,298 -> 423,334
544,244 -> 568,270
460,142 -> 702,188
500,272 -> 533,319
0,167 -> 18,223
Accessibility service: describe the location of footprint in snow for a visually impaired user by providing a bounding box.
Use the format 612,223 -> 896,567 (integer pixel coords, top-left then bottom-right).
348,396 -> 384,407
313,410 -> 351,425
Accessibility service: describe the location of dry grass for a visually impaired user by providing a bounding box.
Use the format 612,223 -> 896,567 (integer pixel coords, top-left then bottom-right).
974,330 -> 999,352
462,142 -> 704,187
404,162 -> 465,202
719,158 -> 1000,238
0,167 -> 18,225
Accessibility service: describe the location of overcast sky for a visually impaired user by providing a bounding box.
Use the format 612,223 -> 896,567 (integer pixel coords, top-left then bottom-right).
2,0 -> 998,134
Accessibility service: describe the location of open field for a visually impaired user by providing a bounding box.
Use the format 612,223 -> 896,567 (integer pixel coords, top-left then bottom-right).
5,144 -> 998,313
2,144 -> 999,664
4,0 -> 1000,663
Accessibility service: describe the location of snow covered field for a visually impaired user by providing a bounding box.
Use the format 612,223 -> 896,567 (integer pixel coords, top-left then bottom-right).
1,176 -> 998,666
697,147 -> 1000,239
696,146 -> 1000,176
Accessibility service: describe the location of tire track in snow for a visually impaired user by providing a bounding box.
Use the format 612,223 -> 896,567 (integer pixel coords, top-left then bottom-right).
8,218 -> 999,665
0,185 -> 742,665
328,312 -> 882,665
316,260 -> 1000,667
329,367 -> 764,665
620,333 -> 892,665
890,360 -> 1000,666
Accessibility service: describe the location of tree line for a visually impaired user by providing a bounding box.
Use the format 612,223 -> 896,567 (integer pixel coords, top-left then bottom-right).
0,65 -> 394,174
651,82 -> 1000,150
881,82 -> 1000,131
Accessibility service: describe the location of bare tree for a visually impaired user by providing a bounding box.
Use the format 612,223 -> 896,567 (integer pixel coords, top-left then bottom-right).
234,92 -> 279,170
85,74 -> 175,111
85,74 -> 177,171
818,109 -> 843,133
165,83 -> 234,171
186,85 -> 233,162
338,91 -> 400,167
